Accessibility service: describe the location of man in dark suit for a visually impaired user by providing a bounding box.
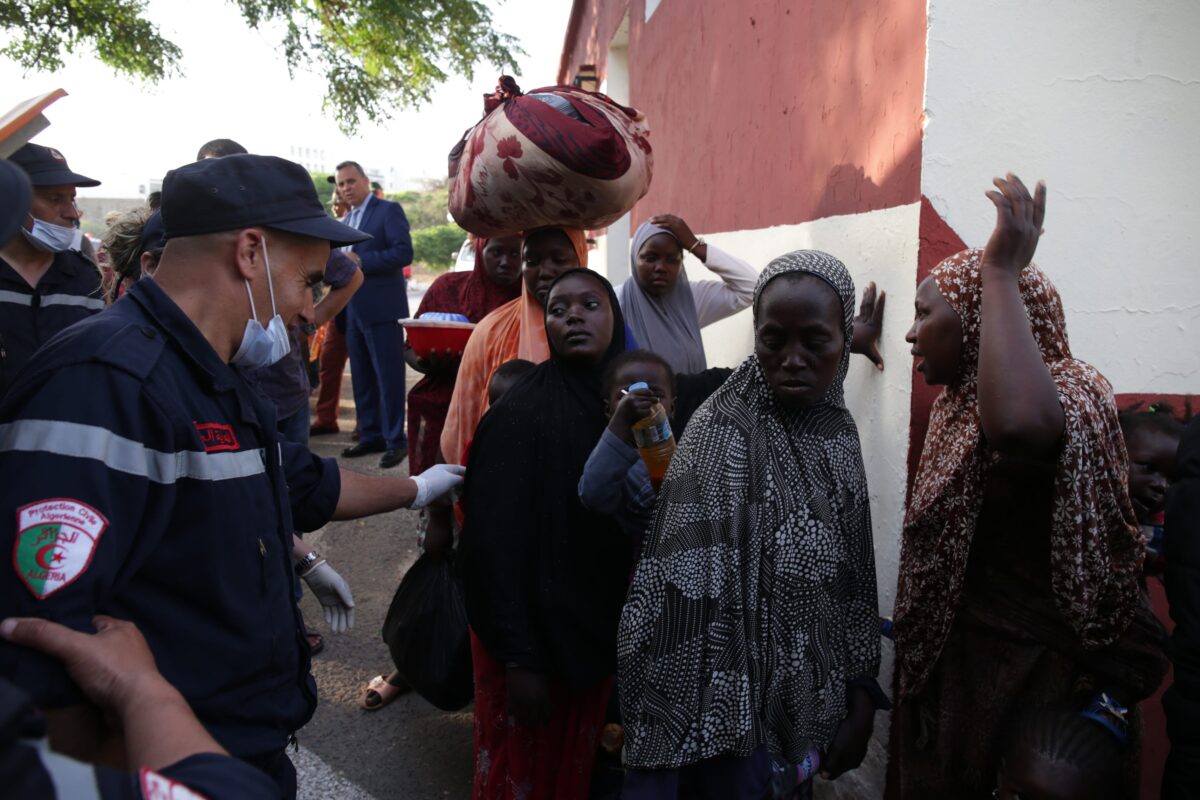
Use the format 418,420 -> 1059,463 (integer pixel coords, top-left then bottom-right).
335,160 -> 413,468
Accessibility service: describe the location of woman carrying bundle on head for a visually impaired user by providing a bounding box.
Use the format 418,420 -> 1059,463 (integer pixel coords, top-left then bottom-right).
440,226 -> 590,467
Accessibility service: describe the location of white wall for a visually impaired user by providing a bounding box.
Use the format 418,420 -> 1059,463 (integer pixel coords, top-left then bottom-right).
924,0 -> 1200,394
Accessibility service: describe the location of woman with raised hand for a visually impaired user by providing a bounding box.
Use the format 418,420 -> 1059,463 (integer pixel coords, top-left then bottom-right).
617,214 -> 757,373
893,174 -> 1166,797
619,214 -> 888,377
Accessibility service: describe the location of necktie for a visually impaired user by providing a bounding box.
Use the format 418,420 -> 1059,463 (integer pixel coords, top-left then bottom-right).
340,206 -> 361,252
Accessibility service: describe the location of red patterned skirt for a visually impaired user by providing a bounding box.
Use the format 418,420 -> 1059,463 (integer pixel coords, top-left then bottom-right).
470,630 -> 611,800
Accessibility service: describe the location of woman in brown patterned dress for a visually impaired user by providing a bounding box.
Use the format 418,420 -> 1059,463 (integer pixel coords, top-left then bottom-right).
892,174 -> 1166,798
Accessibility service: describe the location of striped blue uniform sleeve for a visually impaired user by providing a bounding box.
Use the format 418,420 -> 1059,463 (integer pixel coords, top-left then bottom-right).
280,442 -> 341,533
0,363 -> 172,708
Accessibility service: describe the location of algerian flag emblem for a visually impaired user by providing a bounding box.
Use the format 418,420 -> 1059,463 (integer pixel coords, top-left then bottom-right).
15,499 -> 108,599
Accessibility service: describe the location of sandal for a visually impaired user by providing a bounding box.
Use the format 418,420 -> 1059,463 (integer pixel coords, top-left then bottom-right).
359,674 -> 410,711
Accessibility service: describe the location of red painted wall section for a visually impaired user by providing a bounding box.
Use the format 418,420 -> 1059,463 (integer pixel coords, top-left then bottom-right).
907,196 -> 968,497
560,0 -> 926,234
557,0 -> 629,87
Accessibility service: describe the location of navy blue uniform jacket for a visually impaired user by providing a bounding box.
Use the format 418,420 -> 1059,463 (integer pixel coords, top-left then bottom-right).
0,279 -> 341,760
0,251 -> 104,398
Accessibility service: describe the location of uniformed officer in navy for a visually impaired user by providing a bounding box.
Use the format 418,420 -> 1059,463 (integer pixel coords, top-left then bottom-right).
0,154 -> 466,797
0,144 -> 106,398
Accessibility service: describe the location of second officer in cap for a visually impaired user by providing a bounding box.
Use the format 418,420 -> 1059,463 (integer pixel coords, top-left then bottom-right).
0,144 -> 104,398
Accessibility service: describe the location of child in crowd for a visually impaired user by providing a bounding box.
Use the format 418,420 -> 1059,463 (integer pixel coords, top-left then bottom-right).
486,358 -> 536,407
578,350 -> 676,547
994,704 -> 1124,800
579,350 -> 676,800
1119,405 -> 1186,574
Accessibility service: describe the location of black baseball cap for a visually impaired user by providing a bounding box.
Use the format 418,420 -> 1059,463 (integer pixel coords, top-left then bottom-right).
10,143 -> 100,187
161,154 -> 371,246
138,210 -> 166,257
0,160 -> 33,243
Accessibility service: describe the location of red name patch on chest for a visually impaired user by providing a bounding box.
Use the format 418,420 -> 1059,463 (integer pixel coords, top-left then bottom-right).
193,422 -> 239,452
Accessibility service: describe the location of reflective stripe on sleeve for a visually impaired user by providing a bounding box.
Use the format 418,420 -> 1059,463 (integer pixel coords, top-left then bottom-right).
41,293 -> 106,311
0,419 -> 265,484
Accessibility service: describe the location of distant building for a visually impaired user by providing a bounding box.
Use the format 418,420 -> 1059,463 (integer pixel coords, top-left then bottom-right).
287,144 -> 329,174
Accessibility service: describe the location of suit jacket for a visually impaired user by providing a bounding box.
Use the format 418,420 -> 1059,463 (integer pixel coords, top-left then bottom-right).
346,196 -> 413,325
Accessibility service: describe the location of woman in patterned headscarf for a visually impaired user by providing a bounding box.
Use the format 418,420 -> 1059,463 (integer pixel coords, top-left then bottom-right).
893,175 -> 1165,797
618,250 -> 887,799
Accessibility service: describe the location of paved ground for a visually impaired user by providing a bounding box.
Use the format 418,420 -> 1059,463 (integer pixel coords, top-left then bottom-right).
294,287 -> 475,800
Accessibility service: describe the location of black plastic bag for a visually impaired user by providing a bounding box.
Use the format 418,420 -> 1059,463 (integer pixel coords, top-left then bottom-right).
381,551 -> 473,711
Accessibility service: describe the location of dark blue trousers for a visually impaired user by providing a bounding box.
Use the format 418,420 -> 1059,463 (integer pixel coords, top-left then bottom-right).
345,313 -> 407,450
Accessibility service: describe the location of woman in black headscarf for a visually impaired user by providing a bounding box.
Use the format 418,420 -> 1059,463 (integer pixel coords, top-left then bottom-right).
460,269 -> 631,800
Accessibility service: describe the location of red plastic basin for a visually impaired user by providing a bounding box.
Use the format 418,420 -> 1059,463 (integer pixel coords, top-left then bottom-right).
401,318 -> 477,358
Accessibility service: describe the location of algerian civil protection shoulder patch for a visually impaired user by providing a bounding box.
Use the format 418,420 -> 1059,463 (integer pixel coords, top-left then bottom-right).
140,766 -> 208,799
14,499 -> 108,600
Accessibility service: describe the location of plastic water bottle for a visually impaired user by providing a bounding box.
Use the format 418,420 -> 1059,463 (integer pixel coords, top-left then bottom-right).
769,747 -> 823,795
794,746 -> 822,784
627,381 -> 676,493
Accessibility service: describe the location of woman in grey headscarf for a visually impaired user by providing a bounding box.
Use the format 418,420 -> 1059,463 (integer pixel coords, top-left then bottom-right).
616,215 -> 757,373
618,250 -> 889,799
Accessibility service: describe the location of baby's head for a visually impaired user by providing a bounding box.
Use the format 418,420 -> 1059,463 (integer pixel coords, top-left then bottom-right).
1118,404 -> 1185,523
995,706 -> 1122,800
487,359 -> 535,406
602,350 -> 676,420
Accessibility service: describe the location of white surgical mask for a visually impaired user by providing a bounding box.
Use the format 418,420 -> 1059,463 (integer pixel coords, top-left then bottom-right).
21,215 -> 83,253
230,235 -> 292,369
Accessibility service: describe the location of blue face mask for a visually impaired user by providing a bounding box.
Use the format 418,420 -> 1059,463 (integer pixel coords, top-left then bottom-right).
21,215 -> 83,253
230,236 -> 292,369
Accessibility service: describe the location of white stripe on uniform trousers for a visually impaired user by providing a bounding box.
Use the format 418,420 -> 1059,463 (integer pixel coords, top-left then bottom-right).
0,291 -> 104,311
0,419 -> 266,484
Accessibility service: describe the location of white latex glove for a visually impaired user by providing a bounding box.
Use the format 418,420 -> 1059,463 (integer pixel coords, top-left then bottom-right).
300,560 -> 356,633
411,464 -> 467,509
